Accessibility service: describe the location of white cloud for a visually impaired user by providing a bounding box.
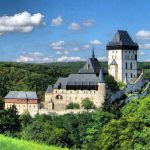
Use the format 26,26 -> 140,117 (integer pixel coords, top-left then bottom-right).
136,30 -> 150,39
68,22 -> 81,31
16,52 -> 53,63
50,41 -> 65,50
0,11 -> 44,35
83,19 -> 95,27
42,57 -> 53,63
138,51 -> 146,56
83,44 -> 90,48
73,47 -> 79,51
89,40 -> 101,45
51,16 -> 63,26
98,56 -> 108,62
56,51 -> 62,55
140,44 -> 150,49
145,59 -> 150,62
57,56 -> 85,62
64,51 -> 69,54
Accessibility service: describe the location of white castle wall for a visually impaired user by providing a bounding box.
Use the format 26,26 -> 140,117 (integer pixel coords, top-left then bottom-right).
111,72 -> 145,102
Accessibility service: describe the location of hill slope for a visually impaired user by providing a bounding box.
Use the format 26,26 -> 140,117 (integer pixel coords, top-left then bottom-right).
0,135 -> 67,150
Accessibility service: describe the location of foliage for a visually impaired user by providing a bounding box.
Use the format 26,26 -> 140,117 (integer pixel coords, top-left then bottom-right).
0,134 -> 67,150
118,82 -> 125,89
20,110 -> 114,149
66,102 -> 80,109
20,111 -> 32,129
0,105 -> 20,136
104,75 -> 119,92
81,98 -> 95,109
94,94 -> 150,150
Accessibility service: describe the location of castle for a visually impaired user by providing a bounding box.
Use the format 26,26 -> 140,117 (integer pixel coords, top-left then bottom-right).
4,30 -> 146,115
45,30 -> 144,111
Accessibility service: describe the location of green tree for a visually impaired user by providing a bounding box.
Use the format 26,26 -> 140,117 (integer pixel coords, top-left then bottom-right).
0,105 -> 20,136
104,75 -> 119,92
66,102 -> 80,109
81,98 -> 95,110
20,110 -> 32,129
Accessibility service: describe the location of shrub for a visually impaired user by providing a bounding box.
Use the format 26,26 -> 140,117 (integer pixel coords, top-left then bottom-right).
81,98 -> 95,110
66,102 -> 80,109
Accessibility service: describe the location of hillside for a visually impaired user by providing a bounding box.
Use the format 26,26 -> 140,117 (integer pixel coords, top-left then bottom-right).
0,135 -> 67,150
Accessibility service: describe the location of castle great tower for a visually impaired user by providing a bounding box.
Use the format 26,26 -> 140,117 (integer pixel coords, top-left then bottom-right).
106,30 -> 139,83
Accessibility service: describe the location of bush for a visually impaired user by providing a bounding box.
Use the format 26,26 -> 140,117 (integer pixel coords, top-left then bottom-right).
104,75 -> 119,92
81,98 -> 95,110
66,102 -> 80,109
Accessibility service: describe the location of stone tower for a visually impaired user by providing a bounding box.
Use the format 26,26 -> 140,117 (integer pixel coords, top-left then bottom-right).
106,30 -> 139,83
97,69 -> 106,106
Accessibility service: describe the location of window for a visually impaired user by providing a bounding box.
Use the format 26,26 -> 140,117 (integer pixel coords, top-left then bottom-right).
130,62 -> 132,69
131,73 -> 133,78
126,73 -> 128,77
126,62 -> 128,69
87,64 -> 90,70
135,55 -> 137,60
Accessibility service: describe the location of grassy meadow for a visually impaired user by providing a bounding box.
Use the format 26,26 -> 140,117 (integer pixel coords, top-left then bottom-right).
0,135 -> 68,150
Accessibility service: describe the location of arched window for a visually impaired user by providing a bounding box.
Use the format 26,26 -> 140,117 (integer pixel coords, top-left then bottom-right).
55,95 -> 63,100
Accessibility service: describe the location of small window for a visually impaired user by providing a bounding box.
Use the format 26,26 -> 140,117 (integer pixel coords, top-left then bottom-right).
131,73 -> 133,78
126,73 -> 128,77
126,62 -> 128,69
130,62 -> 132,69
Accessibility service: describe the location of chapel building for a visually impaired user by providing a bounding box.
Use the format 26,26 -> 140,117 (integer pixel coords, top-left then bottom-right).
45,51 -> 106,110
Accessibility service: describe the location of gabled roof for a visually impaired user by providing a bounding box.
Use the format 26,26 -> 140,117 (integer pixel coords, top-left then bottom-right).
54,77 -> 68,89
110,59 -> 117,65
79,57 -> 101,74
46,85 -> 53,93
107,30 -> 138,50
4,91 -> 38,99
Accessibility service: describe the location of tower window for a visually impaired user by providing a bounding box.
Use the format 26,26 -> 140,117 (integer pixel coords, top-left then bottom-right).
130,62 -> 132,69
131,73 -> 133,78
125,62 -> 128,69
135,55 -> 137,60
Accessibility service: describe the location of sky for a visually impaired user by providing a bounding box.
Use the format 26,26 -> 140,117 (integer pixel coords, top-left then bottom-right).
0,0 -> 150,63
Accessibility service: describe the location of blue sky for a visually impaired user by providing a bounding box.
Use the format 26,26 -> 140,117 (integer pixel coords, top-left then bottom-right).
0,0 -> 150,62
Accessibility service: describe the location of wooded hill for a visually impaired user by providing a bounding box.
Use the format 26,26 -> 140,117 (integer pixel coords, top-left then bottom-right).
0,61 -> 150,101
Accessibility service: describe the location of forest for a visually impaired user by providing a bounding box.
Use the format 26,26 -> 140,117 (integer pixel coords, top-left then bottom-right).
0,61 -> 150,101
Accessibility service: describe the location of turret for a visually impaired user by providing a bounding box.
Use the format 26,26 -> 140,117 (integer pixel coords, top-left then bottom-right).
98,69 -> 106,106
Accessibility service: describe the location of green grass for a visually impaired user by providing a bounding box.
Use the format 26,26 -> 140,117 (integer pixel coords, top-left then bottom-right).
0,135 -> 67,150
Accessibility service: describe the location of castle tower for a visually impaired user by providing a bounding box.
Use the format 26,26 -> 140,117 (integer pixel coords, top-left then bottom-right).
106,30 -> 139,83
97,69 -> 106,106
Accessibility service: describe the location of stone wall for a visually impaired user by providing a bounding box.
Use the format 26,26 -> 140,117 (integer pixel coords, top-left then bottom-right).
125,82 -> 150,103
111,72 -> 145,102
39,108 -> 94,116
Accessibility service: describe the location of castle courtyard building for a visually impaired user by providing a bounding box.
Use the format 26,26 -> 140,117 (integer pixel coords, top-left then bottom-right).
4,91 -> 39,115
